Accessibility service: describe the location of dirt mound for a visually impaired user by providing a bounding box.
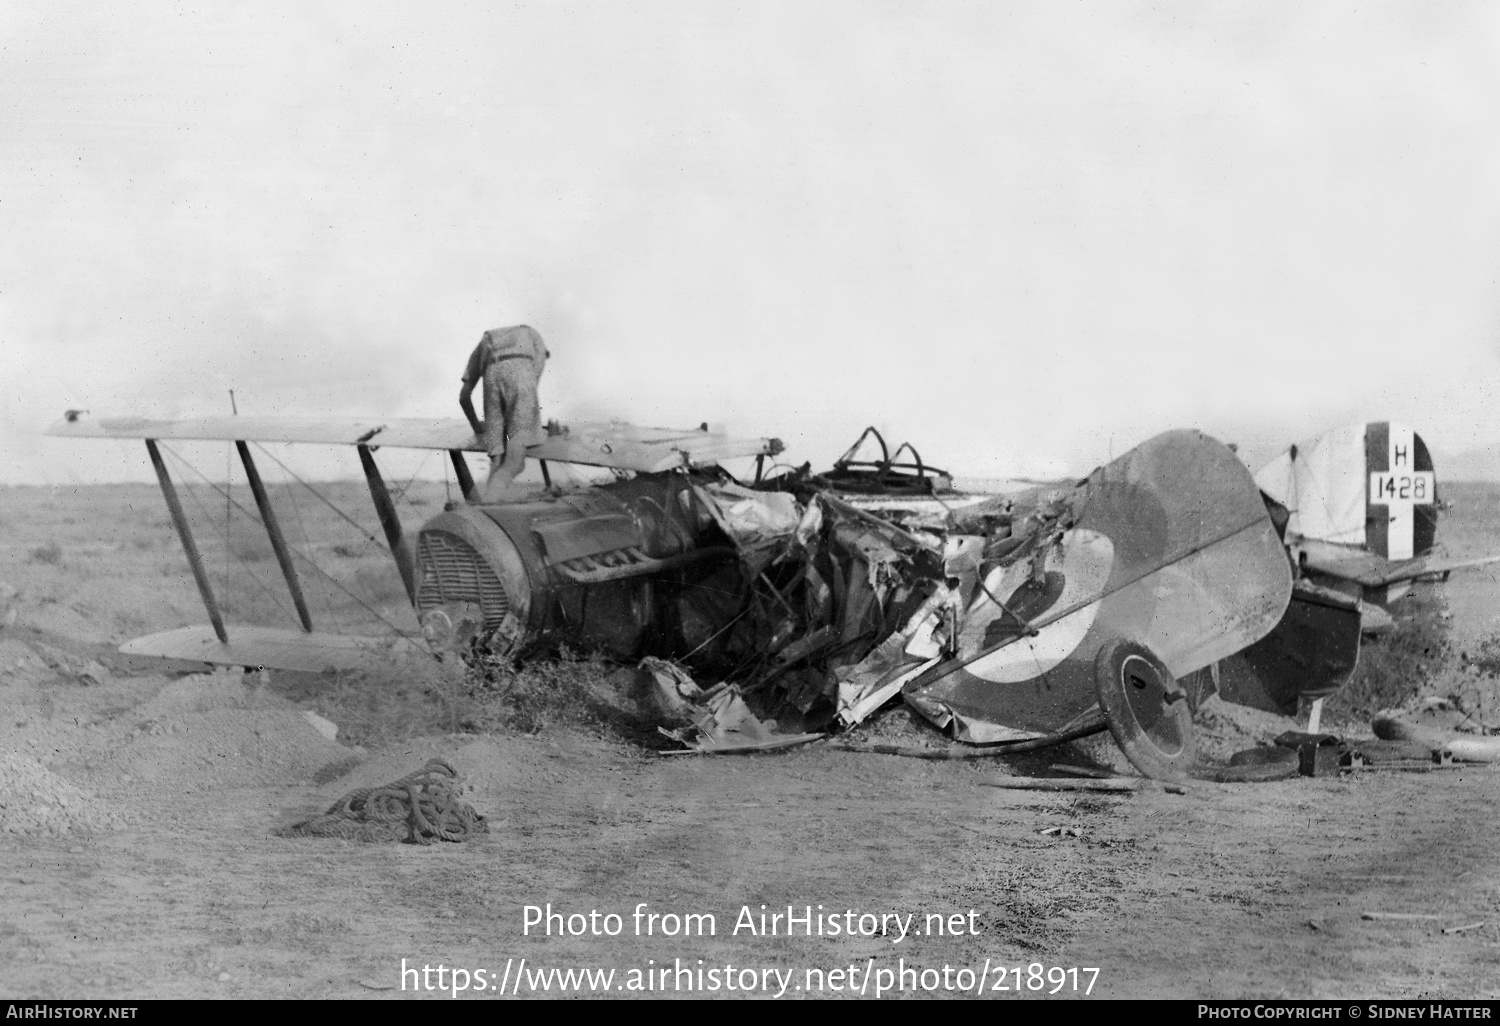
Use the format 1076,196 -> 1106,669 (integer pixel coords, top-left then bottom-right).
844,704 -> 956,750
105,708 -> 354,789
1191,695 -> 1304,764
129,668 -> 289,718
101,670 -> 356,791
0,753 -> 134,837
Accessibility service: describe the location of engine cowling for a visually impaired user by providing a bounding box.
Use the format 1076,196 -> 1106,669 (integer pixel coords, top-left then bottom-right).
414,473 -> 742,660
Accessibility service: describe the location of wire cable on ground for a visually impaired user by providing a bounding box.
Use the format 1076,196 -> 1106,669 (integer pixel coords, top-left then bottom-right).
825,718 -> 1109,759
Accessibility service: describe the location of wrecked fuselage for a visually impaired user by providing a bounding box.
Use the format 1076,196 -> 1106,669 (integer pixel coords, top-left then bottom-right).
897,430 -> 1296,777
412,429 -> 1355,780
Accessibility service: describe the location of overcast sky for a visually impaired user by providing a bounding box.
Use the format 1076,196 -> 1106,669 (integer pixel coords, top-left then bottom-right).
3,1 -> 1498,487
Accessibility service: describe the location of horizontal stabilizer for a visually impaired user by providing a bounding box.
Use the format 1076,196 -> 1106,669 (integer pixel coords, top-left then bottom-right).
47,414 -> 780,473
1303,551 -> 1500,589
120,624 -> 424,673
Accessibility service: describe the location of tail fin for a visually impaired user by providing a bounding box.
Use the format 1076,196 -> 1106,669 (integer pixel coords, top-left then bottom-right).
1363,422 -> 1436,560
1254,421 -> 1437,560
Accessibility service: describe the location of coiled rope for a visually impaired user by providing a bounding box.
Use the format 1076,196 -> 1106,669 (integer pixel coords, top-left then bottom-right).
278,758 -> 488,844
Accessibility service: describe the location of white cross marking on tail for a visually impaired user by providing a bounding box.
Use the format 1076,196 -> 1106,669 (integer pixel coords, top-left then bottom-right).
1368,423 -> 1434,561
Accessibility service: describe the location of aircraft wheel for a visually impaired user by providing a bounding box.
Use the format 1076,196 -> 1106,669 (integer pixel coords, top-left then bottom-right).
1094,638 -> 1196,782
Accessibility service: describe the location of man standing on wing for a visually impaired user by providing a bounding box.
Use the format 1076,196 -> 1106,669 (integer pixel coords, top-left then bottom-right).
458,324 -> 549,502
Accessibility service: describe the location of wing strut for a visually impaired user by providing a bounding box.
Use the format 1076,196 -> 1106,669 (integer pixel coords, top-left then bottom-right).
358,444 -> 417,604
146,439 -> 228,643
447,449 -> 476,502
236,441 -> 313,632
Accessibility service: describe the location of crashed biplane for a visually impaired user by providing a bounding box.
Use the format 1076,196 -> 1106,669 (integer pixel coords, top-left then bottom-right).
51,408 -> 1364,781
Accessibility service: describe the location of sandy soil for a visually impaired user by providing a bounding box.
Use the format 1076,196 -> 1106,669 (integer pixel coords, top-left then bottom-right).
2,479 -> 1498,1000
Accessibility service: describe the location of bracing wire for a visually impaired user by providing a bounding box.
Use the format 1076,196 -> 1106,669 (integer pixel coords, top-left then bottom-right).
162,445 -> 413,638
392,451 -> 434,509
264,445 -> 341,630
251,443 -> 385,549
165,452 -> 296,625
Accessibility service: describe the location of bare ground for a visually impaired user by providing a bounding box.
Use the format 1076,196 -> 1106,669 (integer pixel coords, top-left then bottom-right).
2,480 -> 1499,1000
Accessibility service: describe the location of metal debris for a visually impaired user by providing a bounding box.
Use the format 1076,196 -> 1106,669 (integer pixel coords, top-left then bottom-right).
638,656 -> 704,724
983,776 -> 1141,793
660,687 -> 822,754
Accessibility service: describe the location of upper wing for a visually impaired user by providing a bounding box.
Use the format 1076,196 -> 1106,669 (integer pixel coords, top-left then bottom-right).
46,413 -> 782,473
1302,550 -> 1500,588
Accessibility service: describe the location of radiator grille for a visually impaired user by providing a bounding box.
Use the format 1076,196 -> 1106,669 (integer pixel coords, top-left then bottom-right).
416,530 -> 510,628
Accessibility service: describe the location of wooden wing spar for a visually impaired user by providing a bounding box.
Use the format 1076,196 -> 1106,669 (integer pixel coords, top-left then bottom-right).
46,413 -> 783,474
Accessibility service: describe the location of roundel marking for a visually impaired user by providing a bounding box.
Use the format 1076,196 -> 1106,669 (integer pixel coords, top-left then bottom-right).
962,529 -> 1115,685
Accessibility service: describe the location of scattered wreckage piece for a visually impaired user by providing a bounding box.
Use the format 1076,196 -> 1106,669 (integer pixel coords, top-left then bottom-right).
643,657 -> 824,755
984,776 -> 1141,794
639,656 -> 706,723
1339,743 -> 1460,772
1360,912 -> 1445,922
1435,738 -> 1500,763
658,688 -> 823,754
1050,764 -> 1117,779
1265,730 -> 1475,777
1372,708 -> 1500,763
825,718 -> 1110,760
1038,825 -> 1085,837
1190,747 -> 1301,783
1271,731 -> 1348,778
1220,727 -> 1500,776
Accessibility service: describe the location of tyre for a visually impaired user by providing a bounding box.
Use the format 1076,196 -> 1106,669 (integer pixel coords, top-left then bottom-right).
1094,638 -> 1196,782
1193,746 -> 1300,782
